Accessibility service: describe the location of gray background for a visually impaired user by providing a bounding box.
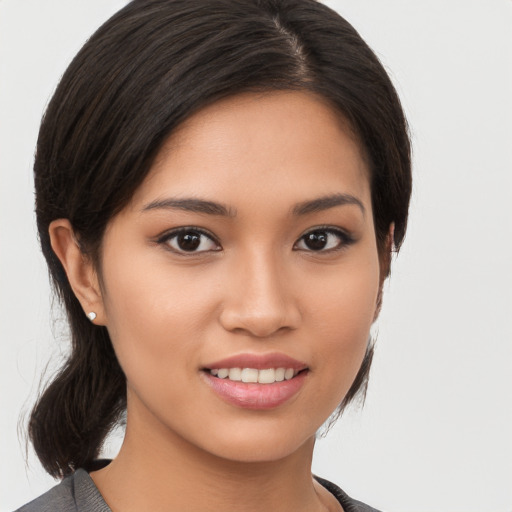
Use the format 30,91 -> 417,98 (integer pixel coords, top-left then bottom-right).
1,1 -> 511,510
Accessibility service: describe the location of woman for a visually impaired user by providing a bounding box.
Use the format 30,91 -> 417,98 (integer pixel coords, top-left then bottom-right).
17,0 -> 411,510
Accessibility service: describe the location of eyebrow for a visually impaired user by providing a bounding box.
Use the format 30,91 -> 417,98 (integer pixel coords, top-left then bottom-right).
142,193 -> 365,217
292,193 -> 365,216
142,198 -> 236,217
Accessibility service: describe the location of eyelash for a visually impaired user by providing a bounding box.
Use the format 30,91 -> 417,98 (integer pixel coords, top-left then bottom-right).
156,226 -> 355,255
294,226 -> 355,253
156,227 -> 221,254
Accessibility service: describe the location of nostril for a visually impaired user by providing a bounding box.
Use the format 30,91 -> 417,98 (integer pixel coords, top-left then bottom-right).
219,304 -> 301,338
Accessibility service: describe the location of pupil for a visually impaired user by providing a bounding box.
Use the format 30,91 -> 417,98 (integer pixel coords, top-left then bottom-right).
178,232 -> 201,251
305,231 -> 327,250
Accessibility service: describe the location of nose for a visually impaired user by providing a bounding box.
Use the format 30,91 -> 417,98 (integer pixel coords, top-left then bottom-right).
219,250 -> 301,338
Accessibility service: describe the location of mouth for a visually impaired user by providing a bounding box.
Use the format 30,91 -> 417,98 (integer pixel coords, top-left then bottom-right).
206,367 -> 306,384
201,353 -> 309,409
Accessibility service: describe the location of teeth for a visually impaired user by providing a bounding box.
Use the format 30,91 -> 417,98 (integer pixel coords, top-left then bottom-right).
284,368 -> 295,380
241,368 -> 258,383
217,368 -> 229,379
258,369 -> 275,384
228,368 -> 242,381
209,367 -> 299,384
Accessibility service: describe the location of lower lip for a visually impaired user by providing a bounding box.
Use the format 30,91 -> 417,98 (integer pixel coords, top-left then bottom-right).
202,371 -> 307,410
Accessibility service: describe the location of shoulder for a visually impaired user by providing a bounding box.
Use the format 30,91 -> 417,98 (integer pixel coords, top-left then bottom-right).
14,468 -> 110,512
14,473 -> 77,512
314,476 -> 383,512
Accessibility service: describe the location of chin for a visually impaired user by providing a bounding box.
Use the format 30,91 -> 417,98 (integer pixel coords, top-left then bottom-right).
191,420 -> 317,464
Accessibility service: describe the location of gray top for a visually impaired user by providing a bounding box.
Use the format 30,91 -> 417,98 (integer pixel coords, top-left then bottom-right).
15,469 -> 381,512
15,469 -> 110,512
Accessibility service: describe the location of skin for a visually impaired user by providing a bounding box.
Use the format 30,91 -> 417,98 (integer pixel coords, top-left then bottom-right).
50,91 -> 389,512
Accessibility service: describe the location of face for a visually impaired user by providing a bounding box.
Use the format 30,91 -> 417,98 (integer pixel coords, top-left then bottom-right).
97,91 -> 382,463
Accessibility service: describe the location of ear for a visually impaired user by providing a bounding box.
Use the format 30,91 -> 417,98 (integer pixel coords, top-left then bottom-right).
49,219 -> 105,325
373,223 -> 395,322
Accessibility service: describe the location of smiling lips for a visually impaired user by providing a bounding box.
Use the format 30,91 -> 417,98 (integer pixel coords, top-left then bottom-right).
202,353 -> 308,409
210,367 -> 299,383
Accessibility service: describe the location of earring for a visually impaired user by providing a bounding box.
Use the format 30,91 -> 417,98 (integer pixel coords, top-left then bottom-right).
86,312 -> 97,322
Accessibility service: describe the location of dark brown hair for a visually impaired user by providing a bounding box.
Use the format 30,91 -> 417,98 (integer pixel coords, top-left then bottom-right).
30,0 -> 411,478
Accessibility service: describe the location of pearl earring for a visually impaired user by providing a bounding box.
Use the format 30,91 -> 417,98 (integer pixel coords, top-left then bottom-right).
86,312 -> 97,322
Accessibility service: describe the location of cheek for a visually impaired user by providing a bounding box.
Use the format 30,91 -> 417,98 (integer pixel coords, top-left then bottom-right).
308,251 -> 380,334
304,253 -> 380,393
98,249 -> 216,376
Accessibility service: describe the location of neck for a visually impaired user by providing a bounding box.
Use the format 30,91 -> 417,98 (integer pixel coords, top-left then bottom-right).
90,407 -> 334,512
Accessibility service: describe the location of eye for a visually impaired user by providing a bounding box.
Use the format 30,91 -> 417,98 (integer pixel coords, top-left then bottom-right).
158,228 -> 221,254
294,227 -> 354,252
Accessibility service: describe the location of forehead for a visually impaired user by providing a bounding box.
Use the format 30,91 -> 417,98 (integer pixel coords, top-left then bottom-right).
130,91 -> 371,213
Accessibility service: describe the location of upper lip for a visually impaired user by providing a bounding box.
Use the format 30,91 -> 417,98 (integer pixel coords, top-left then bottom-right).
203,352 -> 308,371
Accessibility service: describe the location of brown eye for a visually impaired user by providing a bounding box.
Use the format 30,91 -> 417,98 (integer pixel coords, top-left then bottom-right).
303,231 -> 329,250
295,228 -> 353,252
177,232 -> 201,251
162,229 -> 220,253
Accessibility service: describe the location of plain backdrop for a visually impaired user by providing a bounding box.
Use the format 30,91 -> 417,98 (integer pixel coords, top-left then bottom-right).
1,1 -> 511,511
